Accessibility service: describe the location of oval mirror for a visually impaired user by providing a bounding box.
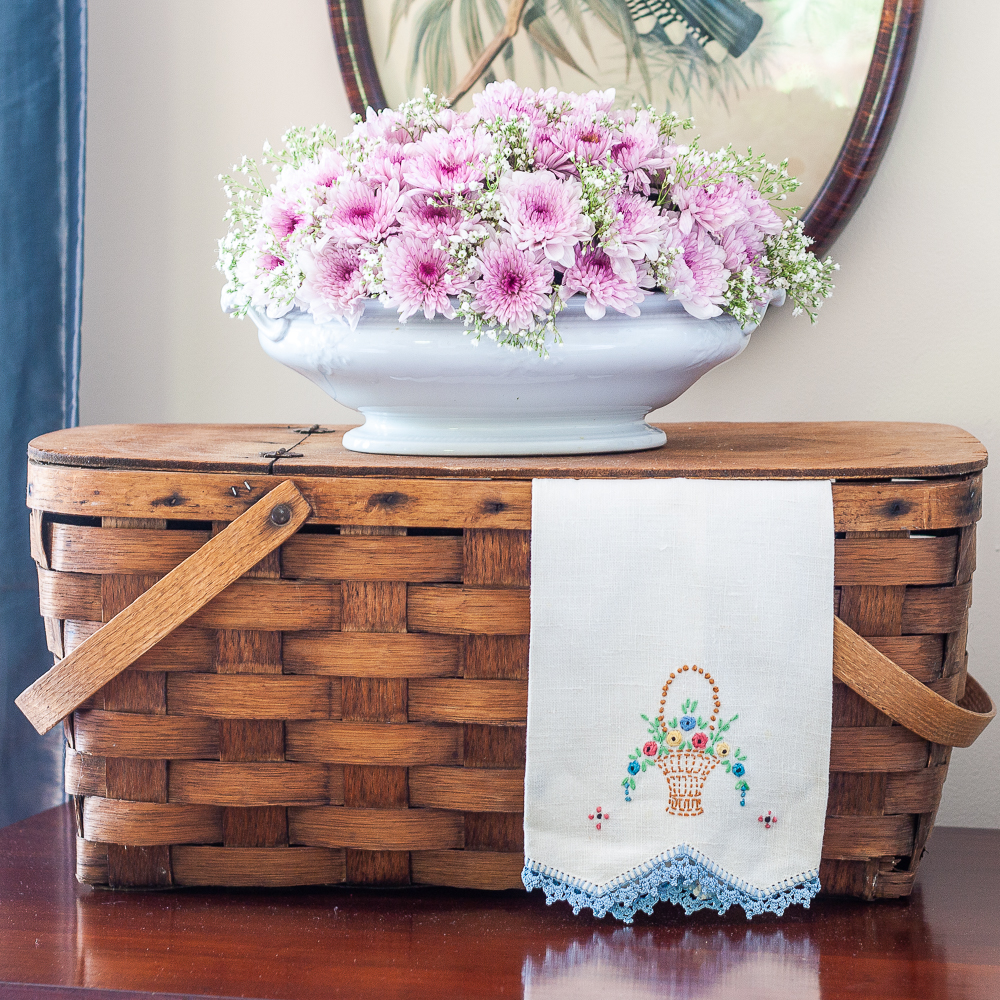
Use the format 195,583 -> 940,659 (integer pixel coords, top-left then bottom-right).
328,0 -> 921,255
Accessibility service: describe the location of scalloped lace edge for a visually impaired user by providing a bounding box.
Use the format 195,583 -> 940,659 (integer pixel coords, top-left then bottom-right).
522,847 -> 820,923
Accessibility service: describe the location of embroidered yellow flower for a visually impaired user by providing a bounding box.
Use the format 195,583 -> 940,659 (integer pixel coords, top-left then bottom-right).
665,729 -> 683,747
715,741 -> 731,759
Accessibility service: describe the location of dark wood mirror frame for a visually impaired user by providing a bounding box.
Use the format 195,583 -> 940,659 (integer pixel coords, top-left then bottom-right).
326,0 -> 921,257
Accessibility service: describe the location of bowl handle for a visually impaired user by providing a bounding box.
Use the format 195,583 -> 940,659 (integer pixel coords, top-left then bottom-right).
248,306 -> 292,343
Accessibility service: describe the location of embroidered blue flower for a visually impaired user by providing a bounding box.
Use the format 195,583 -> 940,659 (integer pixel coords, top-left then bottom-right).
628,760 -> 641,775
679,715 -> 697,732
732,762 -> 745,777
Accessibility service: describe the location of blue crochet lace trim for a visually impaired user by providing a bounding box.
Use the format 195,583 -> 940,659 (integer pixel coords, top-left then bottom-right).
522,845 -> 820,924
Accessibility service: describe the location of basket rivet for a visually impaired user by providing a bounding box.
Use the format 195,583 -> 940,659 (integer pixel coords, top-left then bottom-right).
270,503 -> 292,526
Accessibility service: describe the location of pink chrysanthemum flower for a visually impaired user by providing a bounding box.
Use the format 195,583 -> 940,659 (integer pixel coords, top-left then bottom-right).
262,195 -> 311,242
555,115 -> 613,165
565,88 -> 616,114
472,80 -> 548,125
297,148 -> 346,190
403,127 -> 492,196
673,176 -> 745,235
611,112 -> 671,195
297,242 -> 367,328
666,226 -> 730,319
473,235 -> 554,334
382,234 -> 467,321
366,143 -> 410,189
529,124 -> 573,177
607,190 -> 668,271
498,170 -> 594,268
559,246 -> 649,320
325,178 -> 402,244
739,185 -> 784,236
353,107 -> 411,144
398,195 -> 476,240
719,221 -> 766,274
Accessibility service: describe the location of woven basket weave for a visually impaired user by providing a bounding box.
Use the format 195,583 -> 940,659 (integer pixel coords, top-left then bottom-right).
21,422 -> 995,898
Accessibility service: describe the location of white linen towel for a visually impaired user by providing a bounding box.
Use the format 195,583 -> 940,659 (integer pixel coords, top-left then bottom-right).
523,478 -> 834,921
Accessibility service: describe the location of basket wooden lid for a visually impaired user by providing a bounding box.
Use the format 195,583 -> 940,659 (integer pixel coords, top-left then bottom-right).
27,422 -> 988,479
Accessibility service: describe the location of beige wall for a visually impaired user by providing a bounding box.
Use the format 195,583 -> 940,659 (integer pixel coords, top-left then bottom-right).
82,0 -> 1000,826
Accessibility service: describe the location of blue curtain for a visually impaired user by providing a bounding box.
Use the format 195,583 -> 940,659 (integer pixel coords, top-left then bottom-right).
0,1 -> 86,827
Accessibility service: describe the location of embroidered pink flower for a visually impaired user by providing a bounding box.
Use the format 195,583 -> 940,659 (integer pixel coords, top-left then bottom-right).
297,242 -> 367,328
642,741 -> 659,758
665,225 -> 730,320
382,234 -> 467,321
498,170 -> 594,268
559,246 -> 649,320
325,178 -> 402,244
403,127 -> 492,196
673,176 -> 745,235
473,235 -> 553,334
611,112 -> 670,195
691,732 -> 709,750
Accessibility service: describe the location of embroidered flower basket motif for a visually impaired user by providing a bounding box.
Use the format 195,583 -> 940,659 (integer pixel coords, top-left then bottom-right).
623,664 -> 748,813
657,751 -> 718,816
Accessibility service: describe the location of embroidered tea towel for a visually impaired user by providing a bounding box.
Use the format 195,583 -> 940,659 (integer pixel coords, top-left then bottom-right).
523,478 -> 834,922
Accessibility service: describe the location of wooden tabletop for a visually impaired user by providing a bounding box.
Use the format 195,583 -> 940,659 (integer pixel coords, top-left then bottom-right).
1,806 -> 997,999
28,422 -> 988,479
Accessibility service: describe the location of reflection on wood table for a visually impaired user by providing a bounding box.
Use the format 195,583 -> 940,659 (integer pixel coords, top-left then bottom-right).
0,805 -> 998,999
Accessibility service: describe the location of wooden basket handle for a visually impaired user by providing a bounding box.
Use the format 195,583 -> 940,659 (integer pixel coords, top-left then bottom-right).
16,480 -> 311,736
833,616 -> 996,748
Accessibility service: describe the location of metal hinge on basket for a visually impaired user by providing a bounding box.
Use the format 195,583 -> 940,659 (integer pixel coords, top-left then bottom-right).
16,477 -> 996,748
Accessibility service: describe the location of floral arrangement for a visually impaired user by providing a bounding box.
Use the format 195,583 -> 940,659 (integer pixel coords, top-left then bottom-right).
219,82 -> 837,353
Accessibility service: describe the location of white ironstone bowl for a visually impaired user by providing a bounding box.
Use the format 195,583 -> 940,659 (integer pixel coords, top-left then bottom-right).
248,293 -> 778,456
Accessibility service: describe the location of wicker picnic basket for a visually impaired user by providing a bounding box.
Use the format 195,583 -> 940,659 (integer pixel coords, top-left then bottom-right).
19,422 -> 995,898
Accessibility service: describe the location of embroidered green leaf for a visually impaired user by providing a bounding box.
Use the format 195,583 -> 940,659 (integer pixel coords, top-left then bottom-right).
641,762 -> 647,772
716,714 -> 738,736
640,713 -> 650,722
630,777 -> 636,789
691,700 -> 698,712
668,717 -> 678,729
723,761 -> 732,773
736,780 -> 749,792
